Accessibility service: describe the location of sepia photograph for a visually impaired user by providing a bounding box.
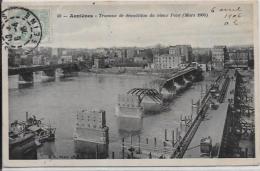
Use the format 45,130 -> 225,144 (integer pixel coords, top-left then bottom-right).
1,0 -> 259,168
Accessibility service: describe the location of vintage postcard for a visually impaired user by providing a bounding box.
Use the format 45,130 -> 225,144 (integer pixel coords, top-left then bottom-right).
1,0 -> 259,168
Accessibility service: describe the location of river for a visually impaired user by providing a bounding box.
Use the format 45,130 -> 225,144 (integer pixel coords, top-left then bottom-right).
8,72 -> 213,159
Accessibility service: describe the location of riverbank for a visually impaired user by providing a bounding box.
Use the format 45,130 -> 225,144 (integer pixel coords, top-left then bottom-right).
87,67 -> 179,77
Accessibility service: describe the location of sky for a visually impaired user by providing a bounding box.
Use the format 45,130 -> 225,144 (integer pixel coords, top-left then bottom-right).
17,2 -> 255,48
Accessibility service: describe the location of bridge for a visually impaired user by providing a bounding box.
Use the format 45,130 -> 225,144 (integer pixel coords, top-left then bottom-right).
127,88 -> 162,103
8,62 -> 85,88
116,69 -> 239,159
165,67 -> 198,82
150,67 -> 203,97
8,62 -> 83,75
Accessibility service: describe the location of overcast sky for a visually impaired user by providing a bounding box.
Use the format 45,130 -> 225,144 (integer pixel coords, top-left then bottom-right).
33,2 -> 254,48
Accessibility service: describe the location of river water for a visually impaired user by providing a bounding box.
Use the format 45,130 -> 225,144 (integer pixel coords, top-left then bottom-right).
8,72 -> 213,159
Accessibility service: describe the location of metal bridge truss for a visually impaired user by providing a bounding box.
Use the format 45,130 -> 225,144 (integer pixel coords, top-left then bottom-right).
219,71 -> 255,158
234,72 -> 255,136
218,76 -> 231,103
235,73 -> 254,116
127,88 -> 163,103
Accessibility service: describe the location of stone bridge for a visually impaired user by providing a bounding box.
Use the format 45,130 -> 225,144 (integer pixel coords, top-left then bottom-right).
8,62 -> 85,87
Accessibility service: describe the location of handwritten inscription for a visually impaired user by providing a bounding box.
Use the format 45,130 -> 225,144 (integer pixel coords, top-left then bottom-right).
211,6 -> 242,25
56,6 -> 245,26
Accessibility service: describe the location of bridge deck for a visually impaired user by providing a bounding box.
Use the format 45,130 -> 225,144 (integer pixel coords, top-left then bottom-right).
8,62 -> 81,75
183,70 -> 236,158
166,67 -> 196,82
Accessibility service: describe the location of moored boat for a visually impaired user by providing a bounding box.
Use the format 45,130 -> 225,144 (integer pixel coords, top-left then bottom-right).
9,113 -> 56,159
9,122 -> 39,159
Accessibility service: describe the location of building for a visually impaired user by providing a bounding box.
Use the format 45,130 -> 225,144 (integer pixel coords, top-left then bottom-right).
152,47 -> 169,56
192,48 -> 212,64
136,48 -> 146,56
114,49 -> 124,58
32,55 -> 42,65
58,55 -> 73,64
121,49 -> 127,58
126,48 -> 136,58
154,54 -> 181,69
9,55 -> 21,67
42,56 -> 50,65
93,58 -> 105,68
226,49 -> 251,68
8,49 -> 23,67
225,45 -> 254,69
192,48 -> 211,56
248,47 -> 254,68
76,56 -> 84,62
212,46 -> 228,70
169,45 -> 192,63
112,48 -> 136,59
49,55 -> 59,65
52,48 -> 63,57
51,48 -> 58,57
20,54 -> 33,66
134,56 -> 146,63
94,48 -> 107,57
104,57 -> 116,65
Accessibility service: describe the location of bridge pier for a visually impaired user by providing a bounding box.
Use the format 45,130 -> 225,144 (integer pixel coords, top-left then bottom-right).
183,75 -> 192,87
42,69 -> 56,82
162,68 -> 203,96
173,77 -> 186,93
18,72 -> 34,88
61,67 -> 79,78
161,80 -> 175,101
192,69 -> 204,82
116,94 -> 143,132
161,74 -> 194,101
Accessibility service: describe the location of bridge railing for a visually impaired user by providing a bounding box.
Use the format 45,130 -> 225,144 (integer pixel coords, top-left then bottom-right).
8,62 -> 83,75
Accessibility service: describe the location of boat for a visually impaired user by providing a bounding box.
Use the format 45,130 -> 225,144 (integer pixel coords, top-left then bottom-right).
9,122 -> 40,159
9,132 -> 39,159
28,125 -> 56,143
9,113 -> 56,159
25,114 -> 56,143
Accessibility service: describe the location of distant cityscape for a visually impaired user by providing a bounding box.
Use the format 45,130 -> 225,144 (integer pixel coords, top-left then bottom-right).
8,44 -> 254,71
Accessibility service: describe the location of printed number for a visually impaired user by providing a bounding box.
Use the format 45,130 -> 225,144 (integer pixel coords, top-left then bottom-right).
211,7 -> 216,13
2,13 -> 7,20
31,39 -> 38,44
197,13 -> 208,17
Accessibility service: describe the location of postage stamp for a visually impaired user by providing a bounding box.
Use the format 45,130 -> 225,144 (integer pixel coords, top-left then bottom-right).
2,7 -> 42,53
1,0 -> 259,169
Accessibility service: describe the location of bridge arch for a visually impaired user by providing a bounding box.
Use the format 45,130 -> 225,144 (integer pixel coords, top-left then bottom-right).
127,88 -> 162,103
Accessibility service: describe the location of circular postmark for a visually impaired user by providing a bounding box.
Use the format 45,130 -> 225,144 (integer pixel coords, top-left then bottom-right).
1,6 -> 42,53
